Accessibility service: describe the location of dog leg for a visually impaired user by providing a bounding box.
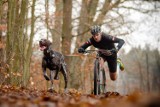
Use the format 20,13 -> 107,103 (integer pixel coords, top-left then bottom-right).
61,63 -> 68,92
50,70 -> 54,90
54,70 -> 59,80
43,68 -> 50,81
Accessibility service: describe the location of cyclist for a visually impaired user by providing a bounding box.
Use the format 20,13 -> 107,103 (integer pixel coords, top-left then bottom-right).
78,25 -> 125,81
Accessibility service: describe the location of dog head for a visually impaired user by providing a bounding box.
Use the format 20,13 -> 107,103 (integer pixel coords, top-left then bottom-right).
39,39 -> 52,51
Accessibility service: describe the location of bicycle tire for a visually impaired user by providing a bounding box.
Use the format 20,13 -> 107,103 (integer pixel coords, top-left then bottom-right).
93,59 -> 100,95
100,69 -> 107,93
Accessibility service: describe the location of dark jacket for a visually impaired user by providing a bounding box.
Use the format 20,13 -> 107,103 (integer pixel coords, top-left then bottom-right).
80,32 -> 125,51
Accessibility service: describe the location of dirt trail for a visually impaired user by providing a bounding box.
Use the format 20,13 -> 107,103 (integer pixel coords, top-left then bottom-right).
0,85 -> 160,107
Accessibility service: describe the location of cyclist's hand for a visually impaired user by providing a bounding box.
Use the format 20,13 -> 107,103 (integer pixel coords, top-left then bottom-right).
78,48 -> 85,53
110,48 -> 118,54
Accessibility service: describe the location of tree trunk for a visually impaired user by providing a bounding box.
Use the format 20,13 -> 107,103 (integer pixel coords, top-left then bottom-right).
6,0 -> 17,84
45,0 -> 49,39
146,51 -> 150,92
22,0 -> 36,87
61,0 -> 72,55
135,49 -> 145,91
0,0 -> 4,64
6,0 -> 30,86
51,0 -> 62,51
59,0 -> 72,89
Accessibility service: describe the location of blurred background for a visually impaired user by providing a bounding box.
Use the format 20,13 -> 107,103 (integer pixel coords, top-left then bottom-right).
0,0 -> 160,95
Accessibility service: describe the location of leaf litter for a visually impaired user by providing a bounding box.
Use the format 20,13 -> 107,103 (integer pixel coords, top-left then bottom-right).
0,85 -> 160,107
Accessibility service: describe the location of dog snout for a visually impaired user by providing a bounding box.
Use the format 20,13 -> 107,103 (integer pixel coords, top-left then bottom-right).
39,39 -> 44,43
39,39 -> 46,46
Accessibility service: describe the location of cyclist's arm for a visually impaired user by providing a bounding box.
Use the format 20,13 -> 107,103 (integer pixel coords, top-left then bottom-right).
107,35 -> 125,51
79,39 -> 92,51
114,37 -> 125,51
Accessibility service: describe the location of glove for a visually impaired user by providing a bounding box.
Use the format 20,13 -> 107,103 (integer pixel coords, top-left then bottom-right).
78,48 -> 85,53
110,48 -> 118,54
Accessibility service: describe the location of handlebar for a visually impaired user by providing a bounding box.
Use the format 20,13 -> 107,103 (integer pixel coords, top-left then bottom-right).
84,49 -> 113,56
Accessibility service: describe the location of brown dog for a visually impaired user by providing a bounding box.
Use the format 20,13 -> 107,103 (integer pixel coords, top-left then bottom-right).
39,39 -> 68,91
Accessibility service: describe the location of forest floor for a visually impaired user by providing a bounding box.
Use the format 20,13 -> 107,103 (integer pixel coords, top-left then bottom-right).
0,85 -> 160,107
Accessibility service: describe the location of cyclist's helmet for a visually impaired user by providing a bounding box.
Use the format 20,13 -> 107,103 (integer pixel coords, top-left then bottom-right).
90,25 -> 101,35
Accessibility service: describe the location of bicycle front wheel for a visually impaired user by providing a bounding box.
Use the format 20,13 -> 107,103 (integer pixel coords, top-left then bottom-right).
99,69 -> 107,93
93,59 -> 100,95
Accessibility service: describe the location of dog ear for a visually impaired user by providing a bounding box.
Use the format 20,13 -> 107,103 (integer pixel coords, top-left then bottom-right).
47,40 -> 52,46
44,39 -> 51,46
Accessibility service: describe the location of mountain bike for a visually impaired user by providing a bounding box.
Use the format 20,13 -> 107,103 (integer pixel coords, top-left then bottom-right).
84,49 -> 113,95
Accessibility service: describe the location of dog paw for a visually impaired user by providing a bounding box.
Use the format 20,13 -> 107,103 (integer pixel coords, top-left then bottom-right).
44,75 -> 50,81
47,88 -> 57,93
64,88 -> 68,93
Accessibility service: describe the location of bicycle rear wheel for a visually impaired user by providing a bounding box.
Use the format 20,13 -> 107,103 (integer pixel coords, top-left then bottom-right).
93,59 -> 100,95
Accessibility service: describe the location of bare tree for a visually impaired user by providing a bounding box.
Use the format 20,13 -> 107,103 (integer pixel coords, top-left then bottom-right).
22,0 -> 36,87
61,0 -> 72,55
0,0 -> 7,64
5,0 -> 36,87
52,0 -> 63,51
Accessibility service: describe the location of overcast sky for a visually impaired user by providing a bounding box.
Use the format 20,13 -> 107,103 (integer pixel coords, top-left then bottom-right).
122,7 -> 160,53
